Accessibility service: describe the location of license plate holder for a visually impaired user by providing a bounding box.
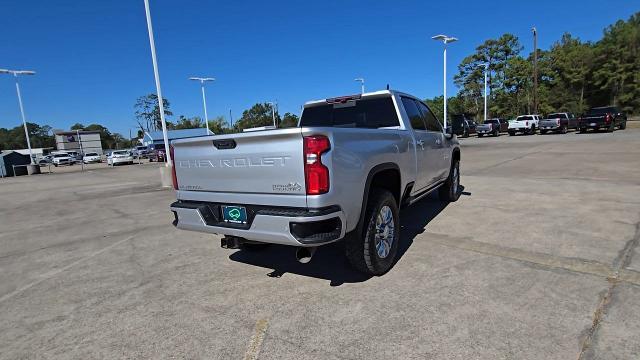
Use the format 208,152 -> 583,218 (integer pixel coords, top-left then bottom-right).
221,205 -> 248,224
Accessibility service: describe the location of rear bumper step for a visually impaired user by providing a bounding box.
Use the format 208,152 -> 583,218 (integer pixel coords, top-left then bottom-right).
170,201 -> 345,247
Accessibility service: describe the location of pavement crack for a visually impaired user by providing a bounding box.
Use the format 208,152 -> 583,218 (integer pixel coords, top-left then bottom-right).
577,221 -> 640,360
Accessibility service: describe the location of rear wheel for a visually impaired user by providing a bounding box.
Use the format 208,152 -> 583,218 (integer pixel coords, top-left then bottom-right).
508,131 -> 515,136
345,189 -> 399,275
439,158 -> 461,202
478,133 -> 484,138
540,130 -> 548,135
619,121 -> 626,130
561,126 -> 568,134
580,127 -> 588,133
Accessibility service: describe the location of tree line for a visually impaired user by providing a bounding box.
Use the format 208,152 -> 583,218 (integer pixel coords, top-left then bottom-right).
0,97 -> 300,152
427,12 -> 639,121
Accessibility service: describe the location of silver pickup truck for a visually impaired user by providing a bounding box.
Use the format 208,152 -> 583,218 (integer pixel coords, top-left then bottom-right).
170,90 -> 461,275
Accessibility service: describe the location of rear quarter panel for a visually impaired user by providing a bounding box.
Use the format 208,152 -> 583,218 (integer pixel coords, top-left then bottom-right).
301,127 -> 414,233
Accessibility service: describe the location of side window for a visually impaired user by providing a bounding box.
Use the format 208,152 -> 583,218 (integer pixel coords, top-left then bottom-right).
401,97 -> 426,131
417,102 -> 442,132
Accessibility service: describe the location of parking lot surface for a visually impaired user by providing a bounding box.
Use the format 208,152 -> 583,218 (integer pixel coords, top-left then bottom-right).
1,130 -> 639,359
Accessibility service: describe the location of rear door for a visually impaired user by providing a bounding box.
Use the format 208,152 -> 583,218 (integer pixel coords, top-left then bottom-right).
400,97 -> 443,193
173,128 -> 306,196
416,101 -> 449,182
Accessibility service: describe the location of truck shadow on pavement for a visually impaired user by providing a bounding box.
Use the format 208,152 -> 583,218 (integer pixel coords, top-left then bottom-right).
228,187 -> 466,286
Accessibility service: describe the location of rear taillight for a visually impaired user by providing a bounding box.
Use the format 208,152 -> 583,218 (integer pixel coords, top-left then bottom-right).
303,135 -> 330,195
556,119 -> 561,126
526,121 -> 529,126
605,114 -> 612,123
170,145 -> 178,190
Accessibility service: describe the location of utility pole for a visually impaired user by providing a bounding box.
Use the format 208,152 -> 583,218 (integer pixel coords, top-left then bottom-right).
532,27 -> 538,115
189,77 -> 215,133
229,109 -> 233,128
76,129 -> 84,171
143,0 -> 171,166
354,78 -> 365,94
0,69 -> 36,164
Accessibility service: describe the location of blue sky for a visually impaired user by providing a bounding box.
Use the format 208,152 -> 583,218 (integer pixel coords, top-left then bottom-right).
0,0 -> 637,136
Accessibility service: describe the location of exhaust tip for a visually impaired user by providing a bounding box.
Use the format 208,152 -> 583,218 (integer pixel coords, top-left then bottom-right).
295,247 -> 317,264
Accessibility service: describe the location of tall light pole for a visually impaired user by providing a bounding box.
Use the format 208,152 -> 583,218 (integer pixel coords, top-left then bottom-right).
189,77 -> 215,133
142,0 -> 171,166
354,78 -> 365,94
0,69 -> 36,164
432,34 -> 458,131
480,63 -> 489,122
267,102 -> 276,127
532,27 -> 538,114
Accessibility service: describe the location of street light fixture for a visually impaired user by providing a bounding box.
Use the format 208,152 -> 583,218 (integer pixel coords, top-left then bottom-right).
431,34 -> 458,131
266,102 -> 277,127
0,68 -> 36,164
479,63 -> 489,122
189,77 -> 215,134
354,78 -> 365,94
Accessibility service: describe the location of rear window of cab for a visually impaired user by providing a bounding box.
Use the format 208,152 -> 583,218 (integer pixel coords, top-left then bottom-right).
300,97 -> 399,128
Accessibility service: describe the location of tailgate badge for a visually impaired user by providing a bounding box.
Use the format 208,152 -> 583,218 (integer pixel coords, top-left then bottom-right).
273,182 -> 302,192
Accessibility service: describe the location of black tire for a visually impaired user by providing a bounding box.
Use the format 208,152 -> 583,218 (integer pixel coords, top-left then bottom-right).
561,126 -> 568,134
530,125 -> 536,135
619,121 -> 626,130
478,133 -> 484,138
463,129 -> 469,138
345,189 -> 399,275
494,130 -> 499,137
607,123 -> 615,132
439,158 -> 461,202
580,127 -> 588,133
508,131 -> 515,136
540,130 -> 547,135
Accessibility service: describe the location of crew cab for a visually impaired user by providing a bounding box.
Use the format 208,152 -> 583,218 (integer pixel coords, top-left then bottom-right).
170,90 -> 462,275
508,115 -> 540,136
539,112 -> 577,134
579,106 -> 627,133
476,119 -> 508,137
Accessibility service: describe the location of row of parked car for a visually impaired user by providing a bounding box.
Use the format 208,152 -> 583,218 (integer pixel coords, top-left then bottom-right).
38,150 -> 141,167
453,106 -> 628,138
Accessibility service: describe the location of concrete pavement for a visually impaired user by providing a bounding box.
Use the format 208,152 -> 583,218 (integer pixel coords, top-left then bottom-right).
0,129 -> 638,359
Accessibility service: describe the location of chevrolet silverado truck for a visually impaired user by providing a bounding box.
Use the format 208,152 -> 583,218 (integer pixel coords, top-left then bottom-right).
508,115 -> 540,136
476,119 -> 507,137
539,112 -> 577,134
578,106 -> 627,133
169,90 -> 462,275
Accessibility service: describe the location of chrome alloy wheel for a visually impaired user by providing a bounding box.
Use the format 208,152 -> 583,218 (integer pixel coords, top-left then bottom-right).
374,205 -> 395,259
453,164 -> 460,194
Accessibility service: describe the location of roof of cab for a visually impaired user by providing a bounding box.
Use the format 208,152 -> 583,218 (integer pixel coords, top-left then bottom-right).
304,90 -> 403,108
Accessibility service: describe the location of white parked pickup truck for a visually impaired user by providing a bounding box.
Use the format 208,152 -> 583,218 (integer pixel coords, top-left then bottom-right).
508,115 -> 541,136
170,90 -> 462,275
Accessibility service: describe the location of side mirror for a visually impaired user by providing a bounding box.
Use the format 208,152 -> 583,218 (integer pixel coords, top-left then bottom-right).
444,126 -> 454,140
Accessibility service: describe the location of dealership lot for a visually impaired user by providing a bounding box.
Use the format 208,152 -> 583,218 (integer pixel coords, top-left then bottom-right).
0,130 -> 639,359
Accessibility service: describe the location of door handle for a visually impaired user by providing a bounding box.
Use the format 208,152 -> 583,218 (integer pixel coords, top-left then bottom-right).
416,140 -> 424,150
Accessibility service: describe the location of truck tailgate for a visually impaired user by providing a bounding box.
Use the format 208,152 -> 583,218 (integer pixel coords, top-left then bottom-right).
173,128 -> 306,196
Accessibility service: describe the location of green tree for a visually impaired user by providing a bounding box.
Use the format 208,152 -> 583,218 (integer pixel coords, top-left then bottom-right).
234,103 -> 281,131
134,94 -> 173,132
280,112 -> 299,128
592,13 -> 640,113
208,116 -> 230,134
173,115 -> 204,130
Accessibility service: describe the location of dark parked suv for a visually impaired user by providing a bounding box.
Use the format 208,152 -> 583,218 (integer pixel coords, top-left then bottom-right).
451,114 -> 477,138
